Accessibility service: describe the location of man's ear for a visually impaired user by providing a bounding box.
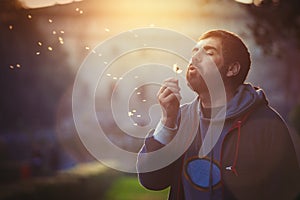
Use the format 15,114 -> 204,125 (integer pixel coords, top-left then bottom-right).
226,62 -> 241,77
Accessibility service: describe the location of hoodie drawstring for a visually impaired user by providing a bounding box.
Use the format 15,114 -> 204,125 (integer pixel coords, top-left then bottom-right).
231,120 -> 241,176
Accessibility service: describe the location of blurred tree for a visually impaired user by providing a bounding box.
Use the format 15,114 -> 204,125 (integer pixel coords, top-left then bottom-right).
243,0 -> 299,55
238,0 -> 300,112
0,0 -> 74,131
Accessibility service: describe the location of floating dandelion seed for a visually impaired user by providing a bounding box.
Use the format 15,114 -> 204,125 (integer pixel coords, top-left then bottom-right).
119,77 -> 123,80
37,41 -> 42,46
106,73 -> 111,77
52,30 -> 57,35
137,115 -> 141,118
9,65 -> 14,69
36,51 -> 40,55
75,8 -> 79,12
27,14 -> 32,19
132,110 -> 136,113
48,46 -> 53,51
142,99 -> 147,102
104,61 -> 108,65
133,123 -> 138,126
16,64 -> 21,68
104,28 -> 110,32
60,30 -> 64,34
137,92 -> 141,95
85,46 -> 90,50
58,37 -> 64,44
48,19 -> 53,23
134,87 -> 138,90
8,25 -> 13,30
79,10 -> 83,14
98,53 -> 102,57
113,77 -> 118,80
128,112 -> 134,117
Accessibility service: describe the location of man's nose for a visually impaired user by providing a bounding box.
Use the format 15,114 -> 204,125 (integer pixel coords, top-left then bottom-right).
191,50 -> 203,64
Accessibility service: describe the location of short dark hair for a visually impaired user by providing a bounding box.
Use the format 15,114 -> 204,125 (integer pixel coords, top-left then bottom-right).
199,30 -> 251,87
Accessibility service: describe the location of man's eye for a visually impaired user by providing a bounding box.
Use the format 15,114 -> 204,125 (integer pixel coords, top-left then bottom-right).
206,51 -> 214,55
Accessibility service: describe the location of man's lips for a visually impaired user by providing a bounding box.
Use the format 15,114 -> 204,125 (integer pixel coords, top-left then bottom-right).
188,64 -> 198,75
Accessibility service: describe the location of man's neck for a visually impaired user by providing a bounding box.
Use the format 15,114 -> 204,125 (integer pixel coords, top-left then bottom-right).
199,86 -> 236,109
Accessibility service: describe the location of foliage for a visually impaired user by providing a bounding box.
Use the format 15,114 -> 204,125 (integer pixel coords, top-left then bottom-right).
242,0 -> 300,55
0,0 -> 73,131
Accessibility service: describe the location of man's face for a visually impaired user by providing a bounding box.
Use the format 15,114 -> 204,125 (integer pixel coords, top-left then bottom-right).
186,36 -> 225,94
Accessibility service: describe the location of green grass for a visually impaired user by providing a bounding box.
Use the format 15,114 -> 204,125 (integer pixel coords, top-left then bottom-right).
104,175 -> 169,200
0,162 -> 170,200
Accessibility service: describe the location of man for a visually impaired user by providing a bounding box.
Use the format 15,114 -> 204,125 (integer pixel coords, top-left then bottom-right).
137,30 -> 300,200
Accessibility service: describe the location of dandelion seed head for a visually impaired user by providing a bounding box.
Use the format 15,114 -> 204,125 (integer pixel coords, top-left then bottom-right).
173,63 -> 183,74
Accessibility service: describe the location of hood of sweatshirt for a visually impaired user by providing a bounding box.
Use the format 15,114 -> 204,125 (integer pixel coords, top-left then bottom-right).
200,83 -> 268,122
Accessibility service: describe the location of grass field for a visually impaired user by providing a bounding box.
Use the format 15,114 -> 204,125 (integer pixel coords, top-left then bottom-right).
0,162 -> 169,200
104,175 -> 169,200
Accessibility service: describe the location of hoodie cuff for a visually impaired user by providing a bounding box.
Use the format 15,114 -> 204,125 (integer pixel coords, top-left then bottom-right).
153,120 -> 177,145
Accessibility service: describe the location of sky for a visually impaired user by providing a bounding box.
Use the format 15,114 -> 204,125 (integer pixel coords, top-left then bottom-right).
19,0 -> 83,8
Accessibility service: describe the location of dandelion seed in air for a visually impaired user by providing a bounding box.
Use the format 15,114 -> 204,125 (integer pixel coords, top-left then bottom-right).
113,77 -> 118,80
48,19 -> 53,23
104,28 -> 110,32
75,8 -> 79,12
128,112 -> 134,117
79,10 -> 83,14
85,46 -> 90,50
37,41 -> 42,46
36,51 -> 40,55
9,65 -> 14,69
142,99 -> 147,102
48,46 -> 53,51
106,73 -> 111,77
58,37 -> 64,44
52,30 -> 57,35
16,64 -> 21,68
137,115 -> 141,118
27,14 -> 32,19
8,25 -> 13,30
132,110 -> 136,113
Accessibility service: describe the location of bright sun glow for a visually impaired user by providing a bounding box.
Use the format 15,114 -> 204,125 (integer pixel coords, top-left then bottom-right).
19,0 -> 83,8
234,0 -> 253,4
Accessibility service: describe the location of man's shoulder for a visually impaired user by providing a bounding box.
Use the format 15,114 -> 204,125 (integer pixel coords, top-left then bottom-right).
248,104 -> 286,124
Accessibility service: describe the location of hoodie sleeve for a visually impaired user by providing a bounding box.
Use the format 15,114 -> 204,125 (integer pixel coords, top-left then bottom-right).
137,129 -> 183,191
